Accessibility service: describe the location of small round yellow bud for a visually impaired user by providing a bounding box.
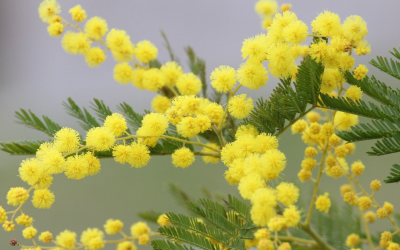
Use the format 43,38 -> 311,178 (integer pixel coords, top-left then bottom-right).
329,134 -> 341,146
138,234 -> 150,245
305,147 -> 318,158
345,234 -> 360,248
309,122 -> 321,135
157,214 -> 171,227
301,158 -> 316,171
335,145 -> 349,158
358,197 -> 372,210
280,4 -> 292,12
306,112 -> 320,123
292,120 -> 307,134
343,192 -> 358,206
364,211 -> 376,223
298,169 -> 311,182
351,161 -> 365,176
257,238 -> 274,250
383,202 -> 394,215
325,155 -> 336,167
254,228 -> 270,240
278,242 -> 291,250
340,185 -> 352,196
377,208 -> 388,219
345,143 -> 356,154
370,180 -> 381,191
381,231 -> 392,242
320,122 -> 335,137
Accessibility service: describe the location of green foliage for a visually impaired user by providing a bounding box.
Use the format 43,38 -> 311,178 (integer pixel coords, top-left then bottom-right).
152,239 -> 195,250
185,46 -> 207,97
138,210 -> 163,224
245,56 -> 323,136
0,140 -> 45,155
15,109 -> 62,137
90,98 -> 113,123
385,164 -> 400,183
370,48 -> 400,80
116,102 -> 144,131
63,97 -> 100,131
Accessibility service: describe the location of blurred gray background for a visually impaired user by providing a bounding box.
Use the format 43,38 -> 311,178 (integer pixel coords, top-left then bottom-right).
1,1 -> 400,249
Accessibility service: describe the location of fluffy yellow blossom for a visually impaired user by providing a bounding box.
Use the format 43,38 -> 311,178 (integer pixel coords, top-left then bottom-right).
7,187 -> 29,206
329,134 -> 341,146
263,149 -> 286,179
340,52 -> 355,71
354,64 -> 368,80
343,191 -> 358,206
283,20 -> 308,44
309,42 -> 328,63
292,45 -> 309,59
309,122 -> 321,134
306,112 -> 320,123
224,158 -> 246,185
39,231 -> 53,243
32,188 -> 55,209
81,228 -> 104,248
237,62 -> 268,90
330,36 -> 351,52
345,143 -> 356,154
106,29 -> 132,52
305,147 -> 318,158
334,111 -> 358,131
85,47 -> 106,67
291,120 -> 307,134
204,102 -> 224,126
298,169 -> 311,182
311,11 -> 341,37
283,205 -> 301,227
342,15 -> 368,42
129,142 -> 150,168
131,68 -> 146,89
254,228 -> 270,240
157,214 -> 171,226
268,216 -> 286,231
38,143 -> 65,174
370,179 -> 381,191
88,236 -> 104,250
176,117 -> 201,138
381,231 -> 392,243
176,73 -> 202,95
355,40 -> 371,56
258,238 -> 274,250
358,196 -> 372,210
23,226 -> 38,239
340,184 -> 352,196
16,214 -> 33,226
64,155 -> 89,179
104,113 -> 128,137
301,158 -> 316,170
56,230 -> 77,248
210,65 -> 237,92
38,0 -> 61,23
69,5 -> 86,22
62,31 -> 91,55
238,174 -> 266,199
280,4 -> 292,12
364,211 -> 376,223
141,113 -> 168,136
131,222 -> 150,237
84,152 -> 101,176
377,208 -> 388,219
335,145 -> 348,158
315,193 -> 331,213
268,43 -> 296,79
345,86 -> 363,101
85,17 -> 108,40
236,125 -> 258,139
138,234 -> 150,245
242,34 -> 268,62
346,234 -> 360,248
351,161 -> 365,176
251,188 -> 277,226
320,122 -> 334,137
134,40 -> 158,63
387,242 -> 400,250
255,0 -> 278,18
86,127 -> 115,151
0,206 -> 7,223
104,219 -> 123,234
118,241 -> 137,250
276,182 -> 299,206
172,148 -> 195,168
19,158 -> 44,186
47,22 -> 63,37
255,133 -> 278,153
161,62 -> 183,87
114,62 -> 134,85
228,94 -> 254,119
320,68 -> 341,94
383,202 -> 394,215
3,221 -> 15,232
151,95 -> 171,113
54,127 -> 80,153
142,68 -> 167,92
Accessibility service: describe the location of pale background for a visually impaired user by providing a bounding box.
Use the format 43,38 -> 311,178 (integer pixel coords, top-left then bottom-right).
1,1 -> 400,249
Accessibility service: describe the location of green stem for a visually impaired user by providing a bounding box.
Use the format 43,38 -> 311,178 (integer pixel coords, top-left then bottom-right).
298,223 -> 335,250
275,107 -> 315,137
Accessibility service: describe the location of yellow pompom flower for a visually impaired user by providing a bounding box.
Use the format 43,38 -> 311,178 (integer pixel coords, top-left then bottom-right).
118,241 -> 137,250
104,113 -> 128,137
38,0 -> 61,23
320,122 -> 334,137
85,47 -> 106,67
292,45 -> 309,59
267,43 -> 296,79
136,127 -> 158,147
85,17 -> 109,40
160,62 -> 183,87
387,242 -> 400,250
128,142 -> 151,168
113,145 -> 134,164
283,20 -> 308,44
210,65 -> 237,93
276,182 -> 299,206
81,228 -> 104,247
329,134 -> 341,146
86,127 -> 116,151
242,34 -> 268,62
7,187 -> 29,206
131,68 -> 146,89
106,29 -> 132,52
258,238 -> 274,250
62,31 -> 91,55
250,188 -> 277,226
383,202 -> 394,215
151,95 -> 171,113
114,62 -> 134,85
3,221 -> 15,232
141,113 -> 169,137
301,158 -> 316,171
291,120 -> 307,134
142,68 -> 167,92
39,231 -> 53,243
306,112 -> 320,123
138,234 -> 150,245
283,205 -> 301,227
355,40 -> 371,56
0,206 -> 7,223
305,147 -> 318,158
364,211 -> 376,223
54,127 -> 80,153
255,133 -> 278,153
64,155 -> 89,179
263,149 -> 286,179
32,188 -> 55,209
370,179 -> 381,191
309,42 -> 328,63
344,86 -> 363,102
234,135 -> 257,158
320,68 -> 342,94
340,184 -> 352,196
238,174 -> 266,200
16,214 -> 33,226
377,208 -> 388,219
298,169 -> 312,182
56,230 -> 77,248
351,161 -> 365,176
236,125 -> 258,138
23,226 -> 38,239
342,15 -> 368,43
38,144 -> 65,174
104,219 -> 123,234
19,158 -> 42,186
309,122 -> 321,134
176,73 -> 202,96
204,102 -> 224,126
334,111 -> 358,131
311,11 -> 341,37
237,62 -> 268,90
172,148 -> 195,168
157,214 -> 171,226
335,145 -> 349,158
254,228 -> 270,240
354,64 -> 368,80
47,22 -> 63,37
358,196 -> 372,210
267,216 -> 286,231
315,193 -> 331,213
346,234 -> 360,248
84,152 -> 101,176
69,5 -> 86,22
255,0 -> 278,18
134,40 -> 158,63
228,94 -> 254,119
343,191 -> 358,206
131,222 -> 150,237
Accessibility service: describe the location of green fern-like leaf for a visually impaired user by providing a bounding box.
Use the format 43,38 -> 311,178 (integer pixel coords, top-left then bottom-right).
185,46 -> 207,97
116,102 -> 144,131
385,164 -> 400,183
152,239 -> 196,250
370,53 -> 400,81
62,97 -> 100,131
138,210 -> 162,224
15,109 -> 62,137
367,133 -> 400,156
224,195 -> 251,223
90,98 -> 113,123
0,140 -> 45,155
158,226 -> 219,250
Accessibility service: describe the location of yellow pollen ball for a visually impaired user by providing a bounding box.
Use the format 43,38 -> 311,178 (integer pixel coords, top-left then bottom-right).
161,62 -> 183,87
38,0 -> 61,23
210,65 -> 237,93
358,196 -> 372,210
320,122 -> 335,137
309,122 -> 321,134
85,17 -> 108,40
291,120 -> 307,134
86,127 -> 116,151
16,214 -> 33,226
129,142 -> 151,168
345,143 -> 356,154
151,95 -> 171,113
329,134 -> 341,146
0,207 -> 7,223
354,64 -> 369,80
134,40 -> 158,63
39,231 -> 53,243
377,208 -> 388,219
32,188 -> 55,209
345,234 -> 360,248
237,62 -> 269,90
104,219 -> 123,234
306,112 -> 320,123
69,5 -> 86,22
85,47 -> 106,67
334,111 -> 359,131
351,161 -> 365,176
23,226 -> 38,239
276,182 -> 299,206
228,94 -> 254,119
104,113 -> 128,137
114,62 -> 134,85
157,214 -> 171,226
298,169 -> 311,182
61,31 -> 91,55
340,184 -> 352,196
171,148 -> 195,168
56,230 -> 77,248
335,145 -> 349,158
131,222 -> 150,237
176,73 -> 202,96
315,193 -> 331,213
301,158 -> 316,171
2,221 -> 15,232
345,86 -> 363,101
47,22 -> 63,37
364,211 -> 376,223
343,191 -> 358,206
383,202 -> 394,215
7,187 -> 29,206
305,147 -> 318,158
370,179 -> 381,191
118,241 -> 137,250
